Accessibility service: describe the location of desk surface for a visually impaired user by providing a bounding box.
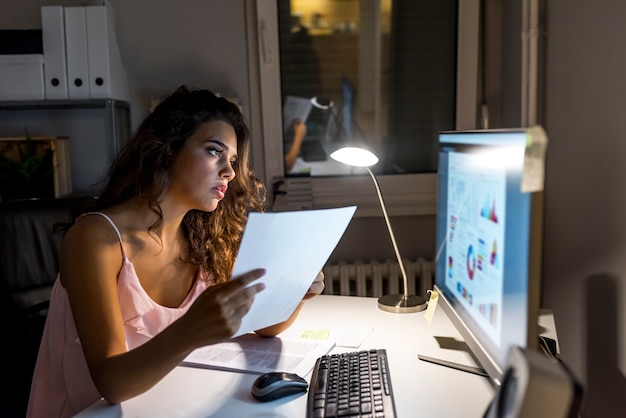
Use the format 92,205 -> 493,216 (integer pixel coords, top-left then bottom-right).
76,295 -> 495,418
288,139 -> 353,176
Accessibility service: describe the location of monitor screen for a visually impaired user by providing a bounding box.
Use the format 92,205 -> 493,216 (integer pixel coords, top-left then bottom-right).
434,128 -> 545,384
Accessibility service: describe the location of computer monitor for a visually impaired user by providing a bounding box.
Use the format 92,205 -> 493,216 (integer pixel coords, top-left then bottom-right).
434,127 -> 546,384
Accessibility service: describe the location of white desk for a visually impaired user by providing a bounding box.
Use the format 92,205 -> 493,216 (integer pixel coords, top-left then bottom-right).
76,295 -> 495,417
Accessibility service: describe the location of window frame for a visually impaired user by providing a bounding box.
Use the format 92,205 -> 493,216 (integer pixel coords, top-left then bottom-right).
248,0 -> 480,217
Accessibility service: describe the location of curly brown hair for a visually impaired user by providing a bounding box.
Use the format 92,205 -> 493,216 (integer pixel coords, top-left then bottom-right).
86,86 -> 266,283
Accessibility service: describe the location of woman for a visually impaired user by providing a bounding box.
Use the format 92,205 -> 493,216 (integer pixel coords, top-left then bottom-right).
27,86 -> 324,417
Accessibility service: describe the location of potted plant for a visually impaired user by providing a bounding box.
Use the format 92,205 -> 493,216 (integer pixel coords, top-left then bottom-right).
0,128 -> 55,201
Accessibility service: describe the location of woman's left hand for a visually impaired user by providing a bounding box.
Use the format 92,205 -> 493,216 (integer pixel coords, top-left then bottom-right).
303,271 -> 325,300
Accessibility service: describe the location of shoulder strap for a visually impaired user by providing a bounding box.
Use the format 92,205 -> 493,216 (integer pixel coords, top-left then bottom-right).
79,212 -> 126,257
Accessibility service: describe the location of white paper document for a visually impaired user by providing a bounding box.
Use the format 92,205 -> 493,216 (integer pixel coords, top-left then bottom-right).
232,206 -> 357,337
282,326 -> 374,349
182,334 -> 335,376
283,95 -> 313,131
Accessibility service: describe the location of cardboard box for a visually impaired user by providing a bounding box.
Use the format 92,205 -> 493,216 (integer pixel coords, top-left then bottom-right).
0,54 -> 45,100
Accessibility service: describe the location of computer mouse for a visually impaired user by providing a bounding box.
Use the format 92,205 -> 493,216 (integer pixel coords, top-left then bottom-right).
251,371 -> 308,402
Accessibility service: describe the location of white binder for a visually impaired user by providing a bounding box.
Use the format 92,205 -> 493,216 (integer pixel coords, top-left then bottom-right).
41,6 -> 68,99
64,6 -> 90,99
85,4 -> 129,101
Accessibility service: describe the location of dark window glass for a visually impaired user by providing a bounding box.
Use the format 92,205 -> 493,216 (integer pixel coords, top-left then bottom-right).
277,0 -> 457,177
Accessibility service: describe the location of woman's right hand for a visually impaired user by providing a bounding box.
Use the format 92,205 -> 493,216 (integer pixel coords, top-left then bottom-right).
293,118 -> 307,141
181,268 -> 266,347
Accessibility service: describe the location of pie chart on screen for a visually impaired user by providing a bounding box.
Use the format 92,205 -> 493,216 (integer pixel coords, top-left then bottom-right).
466,244 -> 476,280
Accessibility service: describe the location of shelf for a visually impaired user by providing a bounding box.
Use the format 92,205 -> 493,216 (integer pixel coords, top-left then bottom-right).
0,99 -> 129,111
0,99 -> 131,195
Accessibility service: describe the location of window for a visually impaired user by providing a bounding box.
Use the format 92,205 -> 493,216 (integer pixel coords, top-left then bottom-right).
250,0 -> 480,216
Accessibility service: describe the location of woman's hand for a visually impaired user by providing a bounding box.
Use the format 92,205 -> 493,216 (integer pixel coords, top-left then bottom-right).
293,118 -> 307,141
303,270 -> 325,300
181,268 -> 266,348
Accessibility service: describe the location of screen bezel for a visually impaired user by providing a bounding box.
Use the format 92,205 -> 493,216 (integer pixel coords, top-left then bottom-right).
434,128 -> 544,384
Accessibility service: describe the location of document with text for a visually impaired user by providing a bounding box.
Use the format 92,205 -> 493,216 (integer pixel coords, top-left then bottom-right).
182,334 -> 335,376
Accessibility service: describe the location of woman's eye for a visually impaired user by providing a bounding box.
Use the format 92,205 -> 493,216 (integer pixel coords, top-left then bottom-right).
207,147 -> 222,157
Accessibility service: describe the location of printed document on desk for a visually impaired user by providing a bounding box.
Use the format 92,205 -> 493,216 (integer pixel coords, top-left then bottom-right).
183,334 -> 335,376
232,206 -> 357,338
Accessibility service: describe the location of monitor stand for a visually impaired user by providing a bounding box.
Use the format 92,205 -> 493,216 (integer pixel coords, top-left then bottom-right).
417,336 -> 489,378
417,354 -> 488,377
418,335 -> 560,380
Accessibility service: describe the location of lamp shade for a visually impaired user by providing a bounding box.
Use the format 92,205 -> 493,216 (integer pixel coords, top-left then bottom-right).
310,96 -> 334,110
330,147 -> 379,167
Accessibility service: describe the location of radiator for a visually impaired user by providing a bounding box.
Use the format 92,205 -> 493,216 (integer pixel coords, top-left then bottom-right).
322,258 -> 435,298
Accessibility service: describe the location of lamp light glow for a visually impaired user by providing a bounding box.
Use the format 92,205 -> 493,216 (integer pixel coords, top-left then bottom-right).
330,147 -> 427,313
329,147 -> 379,167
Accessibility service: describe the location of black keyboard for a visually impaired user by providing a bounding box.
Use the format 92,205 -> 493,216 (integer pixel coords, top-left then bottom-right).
307,349 -> 397,418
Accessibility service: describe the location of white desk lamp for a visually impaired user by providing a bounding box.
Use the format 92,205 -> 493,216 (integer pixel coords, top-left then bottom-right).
310,96 -> 334,110
330,147 -> 428,313
310,96 -> 345,142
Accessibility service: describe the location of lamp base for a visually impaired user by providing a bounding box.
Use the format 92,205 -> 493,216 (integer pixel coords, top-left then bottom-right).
378,294 -> 428,313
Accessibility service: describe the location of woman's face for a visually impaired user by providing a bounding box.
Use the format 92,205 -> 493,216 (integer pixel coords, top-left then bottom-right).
169,120 -> 238,212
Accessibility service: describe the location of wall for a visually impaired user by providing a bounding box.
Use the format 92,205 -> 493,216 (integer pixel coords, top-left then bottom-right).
542,1 -> 626,416
111,0 -> 250,130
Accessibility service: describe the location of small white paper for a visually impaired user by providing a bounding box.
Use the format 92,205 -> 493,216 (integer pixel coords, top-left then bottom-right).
522,125 -> 548,192
331,327 -> 374,348
233,206 -> 357,337
281,326 -> 374,349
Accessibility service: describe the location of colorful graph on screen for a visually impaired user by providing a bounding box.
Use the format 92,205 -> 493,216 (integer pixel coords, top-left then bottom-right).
480,196 -> 499,223
444,151 -> 507,343
466,244 -> 476,280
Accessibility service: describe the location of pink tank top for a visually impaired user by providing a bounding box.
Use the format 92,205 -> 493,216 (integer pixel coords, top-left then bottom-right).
26,212 -> 210,418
